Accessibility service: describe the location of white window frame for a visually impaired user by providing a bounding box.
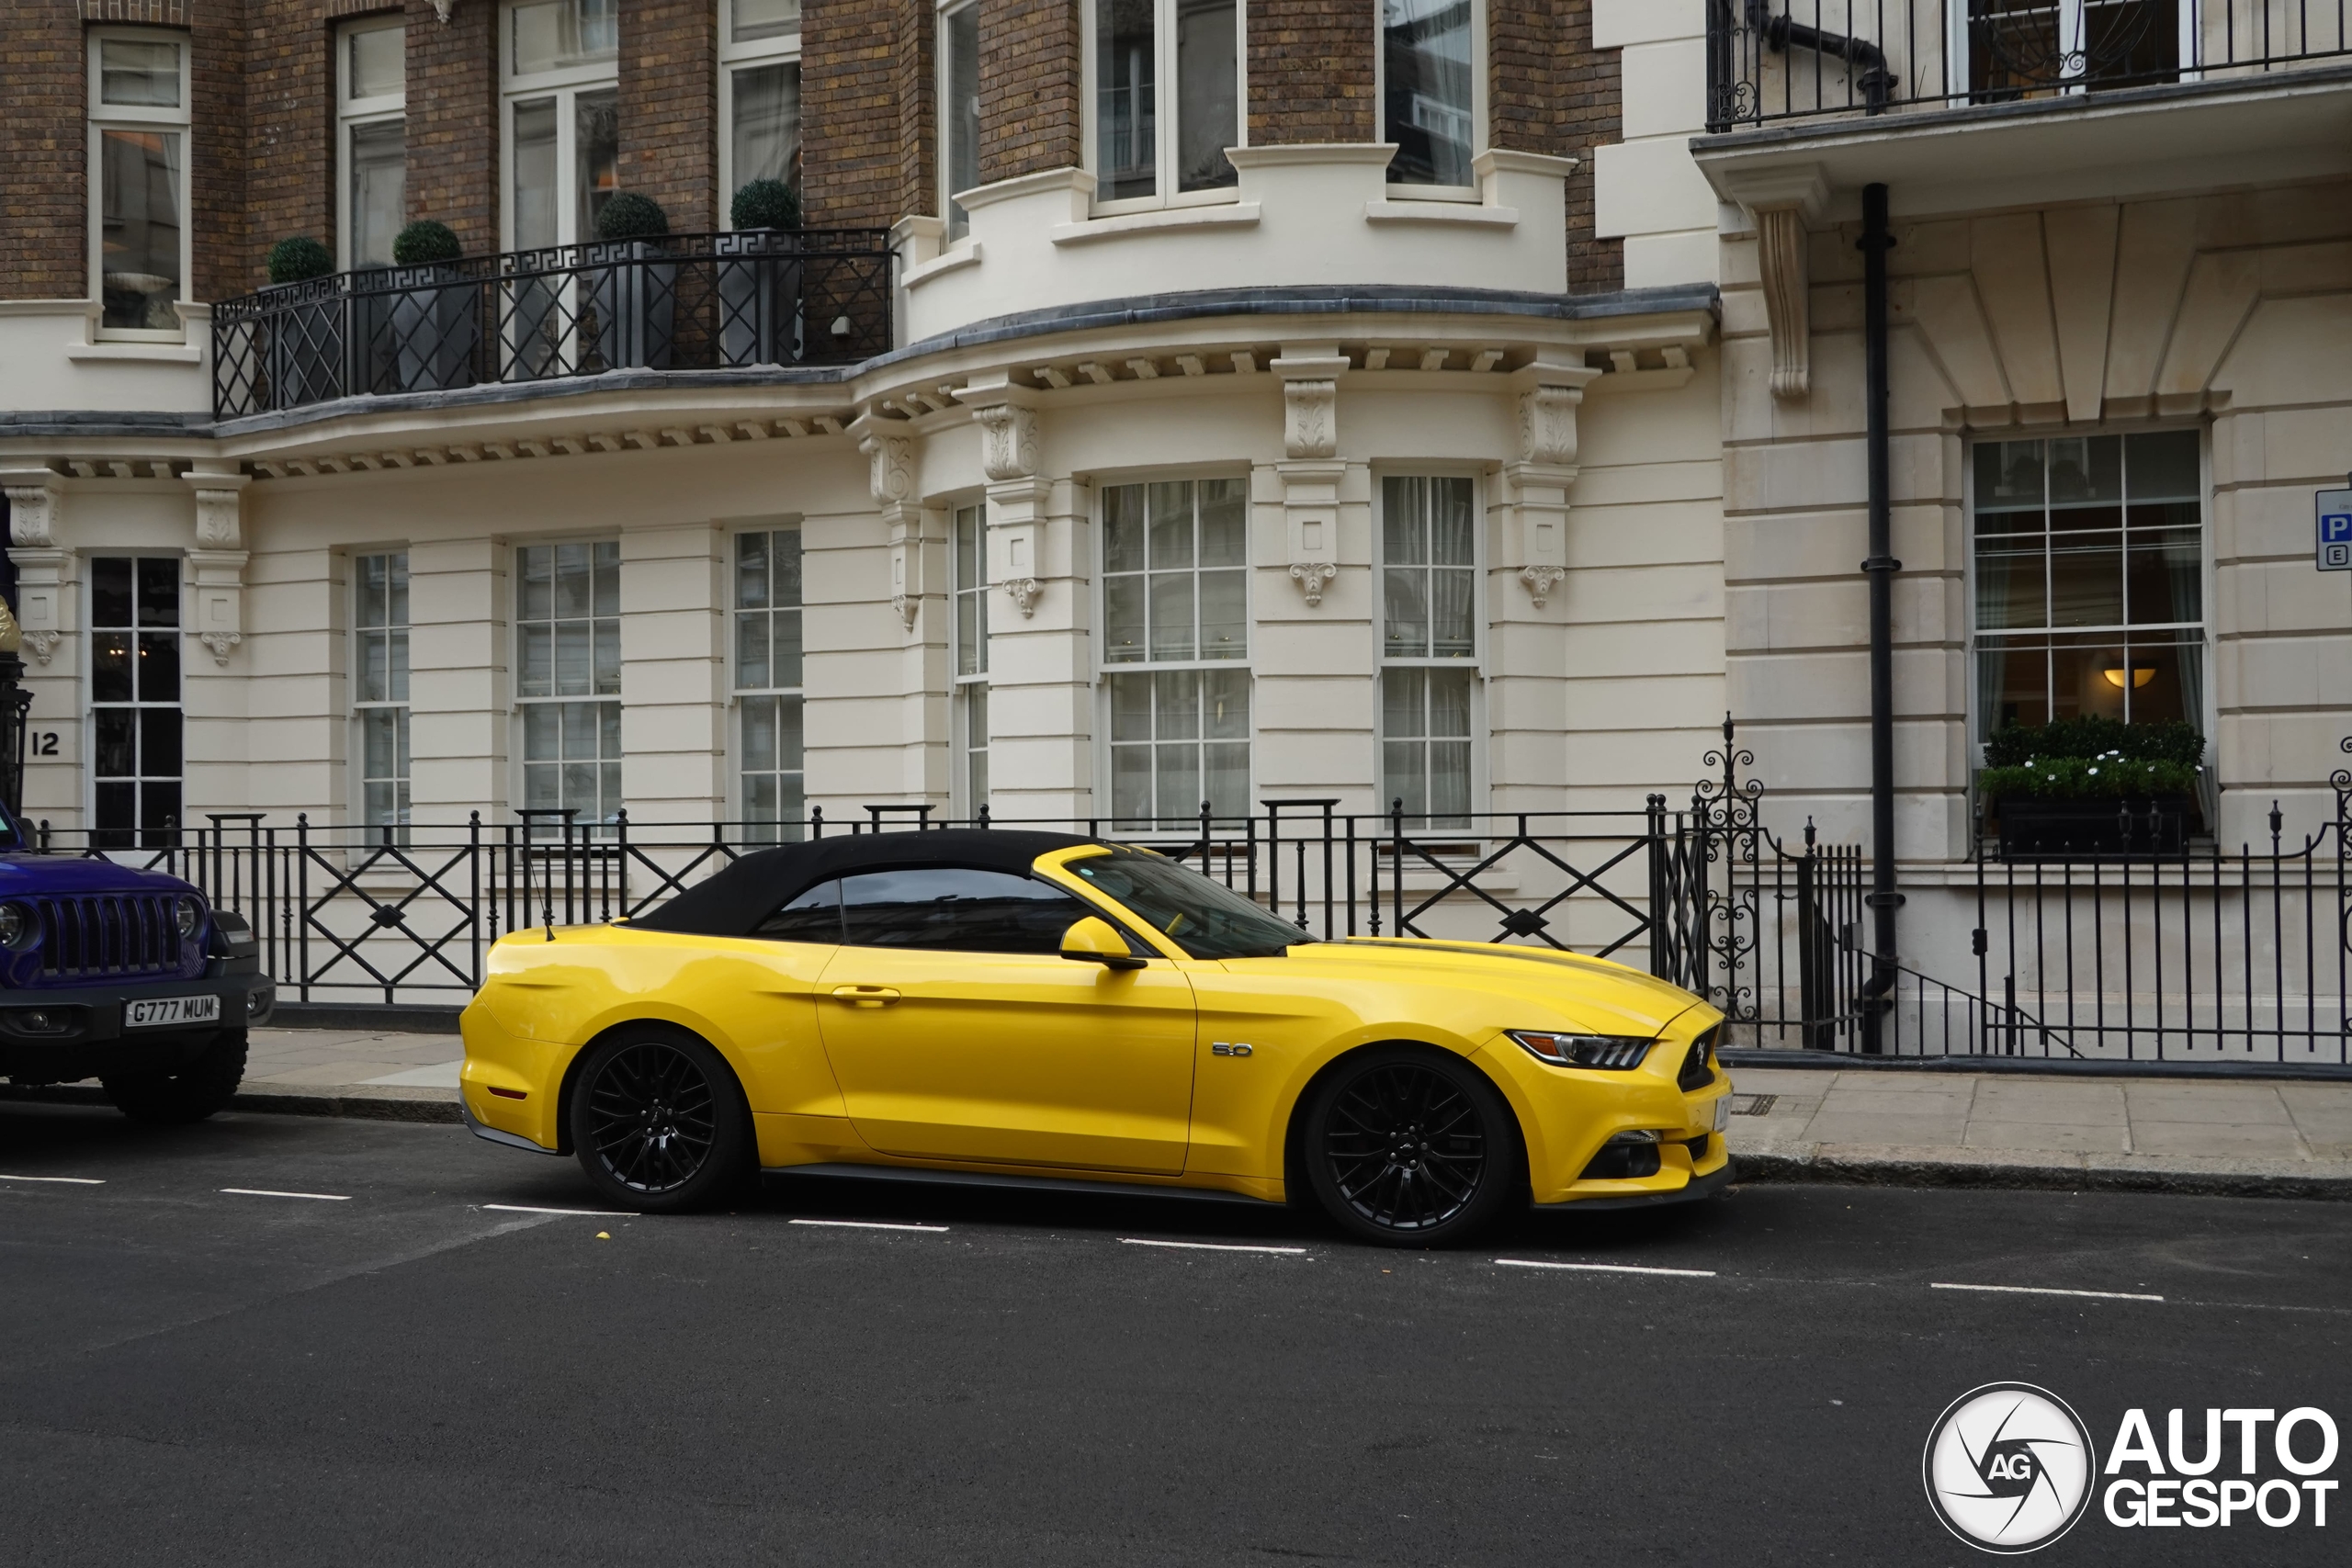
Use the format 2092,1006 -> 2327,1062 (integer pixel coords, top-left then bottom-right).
949,500 -> 989,818
87,27 -> 193,342
718,0 -> 802,213
1374,469 -> 1487,829
511,536 -> 625,829
1948,1 -> 2202,99
336,16 -> 407,271
1374,0 -> 1487,200
937,0 -> 981,241
730,522 -> 807,840
84,554 -> 187,852
1080,0 -> 1248,216
1962,425 -> 2215,757
1093,471 -> 1255,832
499,1 -> 621,251
352,548 -> 413,840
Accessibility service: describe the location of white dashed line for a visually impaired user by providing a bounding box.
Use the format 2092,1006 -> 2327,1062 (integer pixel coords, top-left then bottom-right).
1932,1281 -> 2165,1303
1120,1238 -> 1308,1255
789,1219 -> 950,1233
1494,1258 -> 1718,1279
220,1188 -> 351,1202
0,1173 -> 104,1185
481,1203 -> 633,1218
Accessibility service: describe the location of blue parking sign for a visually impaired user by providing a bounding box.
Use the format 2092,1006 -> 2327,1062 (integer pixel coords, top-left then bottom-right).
2319,488 -> 2352,570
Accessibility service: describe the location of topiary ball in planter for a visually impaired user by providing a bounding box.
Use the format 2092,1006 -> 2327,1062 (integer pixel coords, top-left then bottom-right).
266,237 -> 334,286
392,220 -> 463,265
730,178 -> 801,231
594,192 -> 671,242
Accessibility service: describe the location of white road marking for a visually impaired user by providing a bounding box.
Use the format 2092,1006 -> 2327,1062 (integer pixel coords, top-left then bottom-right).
790,1218 -> 950,1233
1932,1280 -> 2165,1303
0,1173 -> 104,1185
481,1203 -> 632,1218
1494,1258 -> 1718,1278
220,1188 -> 351,1201
1120,1238 -> 1307,1255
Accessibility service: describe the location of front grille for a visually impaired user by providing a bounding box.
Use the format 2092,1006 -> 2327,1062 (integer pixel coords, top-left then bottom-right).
36,895 -> 185,978
1677,1026 -> 1720,1091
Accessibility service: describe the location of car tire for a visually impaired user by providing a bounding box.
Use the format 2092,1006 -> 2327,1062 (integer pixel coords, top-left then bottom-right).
568,1029 -> 753,1214
1299,1046 -> 1524,1247
102,1028 -> 248,1126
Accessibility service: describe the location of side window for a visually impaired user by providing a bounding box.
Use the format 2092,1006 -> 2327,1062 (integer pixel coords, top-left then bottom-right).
756,878 -> 842,942
839,867 -> 1088,954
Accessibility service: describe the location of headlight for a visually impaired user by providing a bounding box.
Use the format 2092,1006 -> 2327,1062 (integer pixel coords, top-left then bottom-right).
175,895 -> 205,939
1508,1031 -> 1657,1069
0,903 -> 30,951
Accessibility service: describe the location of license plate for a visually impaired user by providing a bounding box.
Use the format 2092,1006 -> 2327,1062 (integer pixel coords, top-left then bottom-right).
125,995 -> 221,1030
1712,1096 -> 1732,1133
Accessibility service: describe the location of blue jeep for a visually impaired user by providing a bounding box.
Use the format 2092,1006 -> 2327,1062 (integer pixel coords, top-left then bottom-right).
0,804 -> 276,1122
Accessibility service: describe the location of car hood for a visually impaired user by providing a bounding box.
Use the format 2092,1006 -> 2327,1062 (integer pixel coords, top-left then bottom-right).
1282,937 -> 1709,1038
0,852 -> 198,897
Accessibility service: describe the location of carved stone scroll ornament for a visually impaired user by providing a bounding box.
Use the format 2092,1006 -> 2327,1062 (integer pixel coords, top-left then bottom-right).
1288,560 -> 1338,608
975,403 -> 1040,482
1518,564 -> 1566,610
1757,206 -> 1812,400
1517,383 -> 1583,468
1,477 -> 61,549
198,630 -> 243,665
858,430 -> 915,506
1002,576 -> 1042,617
1283,378 -> 1337,460
21,630 -> 60,666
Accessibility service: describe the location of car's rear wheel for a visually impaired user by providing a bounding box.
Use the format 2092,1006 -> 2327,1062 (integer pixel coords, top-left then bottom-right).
1301,1047 -> 1523,1247
102,1029 -> 247,1125
569,1031 -> 752,1214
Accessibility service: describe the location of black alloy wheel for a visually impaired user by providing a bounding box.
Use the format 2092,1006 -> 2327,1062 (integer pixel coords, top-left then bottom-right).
570,1032 -> 752,1213
1302,1047 -> 1523,1247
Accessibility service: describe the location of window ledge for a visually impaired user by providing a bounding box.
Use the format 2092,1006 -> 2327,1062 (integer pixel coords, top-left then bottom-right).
1363,200 -> 1519,229
69,341 -> 202,365
902,242 -> 983,288
1051,202 -> 1262,247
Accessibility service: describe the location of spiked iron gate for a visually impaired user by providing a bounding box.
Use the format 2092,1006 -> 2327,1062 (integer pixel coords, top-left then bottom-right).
26,728 -> 2349,1072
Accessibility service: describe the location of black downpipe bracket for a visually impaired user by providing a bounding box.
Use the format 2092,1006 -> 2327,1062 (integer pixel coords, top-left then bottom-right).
1859,184 -> 1900,1053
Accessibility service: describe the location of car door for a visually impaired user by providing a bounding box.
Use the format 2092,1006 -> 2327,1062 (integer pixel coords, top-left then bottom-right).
811,865 -> 1197,1174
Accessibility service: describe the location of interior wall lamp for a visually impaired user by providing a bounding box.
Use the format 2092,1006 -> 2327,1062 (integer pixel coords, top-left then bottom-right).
2101,665 -> 2155,689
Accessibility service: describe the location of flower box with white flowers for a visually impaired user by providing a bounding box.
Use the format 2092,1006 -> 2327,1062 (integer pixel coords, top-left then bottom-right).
1978,717 -> 2206,860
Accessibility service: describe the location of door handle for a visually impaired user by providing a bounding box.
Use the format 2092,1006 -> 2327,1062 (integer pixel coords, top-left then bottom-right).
830,985 -> 901,1008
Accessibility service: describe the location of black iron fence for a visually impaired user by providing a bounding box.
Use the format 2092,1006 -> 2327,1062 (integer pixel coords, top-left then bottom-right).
26,728 -> 2351,1072
211,228 -> 894,420
1708,1 -> 2352,131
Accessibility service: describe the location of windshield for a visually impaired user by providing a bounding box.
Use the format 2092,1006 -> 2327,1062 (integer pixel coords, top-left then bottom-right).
1069,852 -> 1311,960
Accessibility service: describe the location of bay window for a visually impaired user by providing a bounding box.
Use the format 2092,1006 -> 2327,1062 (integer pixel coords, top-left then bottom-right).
1102,479 -> 1250,828
1379,477 -> 1479,828
1089,0 -> 1242,209
722,0 -> 801,205
1380,0 -> 1477,190
338,18 -> 406,268
89,31 -> 189,336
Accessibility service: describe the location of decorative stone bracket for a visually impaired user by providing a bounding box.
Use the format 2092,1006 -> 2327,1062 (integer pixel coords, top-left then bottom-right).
183,470 -> 251,664
954,376 -> 1049,620
854,416 -> 927,631
1500,364 -> 1600,610
1727,164 -> 1830,402
1271,347 -> 1350,606
2,469 -> 67,665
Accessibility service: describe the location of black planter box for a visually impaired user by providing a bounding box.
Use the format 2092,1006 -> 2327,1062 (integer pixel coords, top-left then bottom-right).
1994,795 -> 2194,860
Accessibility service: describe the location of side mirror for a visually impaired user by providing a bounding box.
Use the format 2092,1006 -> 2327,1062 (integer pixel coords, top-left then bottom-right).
1061,916 -> 1146,971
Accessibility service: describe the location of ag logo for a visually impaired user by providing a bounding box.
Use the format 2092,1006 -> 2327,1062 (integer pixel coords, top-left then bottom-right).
1923,1383 -> 2098,1553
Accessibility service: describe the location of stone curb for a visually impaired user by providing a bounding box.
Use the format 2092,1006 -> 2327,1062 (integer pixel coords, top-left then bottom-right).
1730,1148 -> 2352,1201
1,1082 -> 461,1126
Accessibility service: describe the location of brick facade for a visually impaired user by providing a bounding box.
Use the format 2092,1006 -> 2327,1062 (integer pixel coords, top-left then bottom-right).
191,1 -> 248,300
2,5 -> 89,299
802,0 -> 901,228
976,0 -> 1080,185
1247,0 -> 1375,146
620,0 -> 718,234
243,1 -> 334,290
1492,0 -> 1621,294
896,0 -> 935,218
404,0 -> 497,257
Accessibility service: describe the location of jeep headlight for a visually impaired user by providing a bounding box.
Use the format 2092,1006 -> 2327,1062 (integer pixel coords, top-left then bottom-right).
1508,1031 -> 1657,1070
0,902 -> 31,951
174,895 -> 205,939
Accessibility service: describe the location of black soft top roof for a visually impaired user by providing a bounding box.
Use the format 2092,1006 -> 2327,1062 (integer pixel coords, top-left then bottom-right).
626,828 -> 1106,937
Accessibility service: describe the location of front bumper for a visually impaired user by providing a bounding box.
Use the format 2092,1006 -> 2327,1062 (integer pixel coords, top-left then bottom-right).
0,971 -> 276,1082
1534,1156 -> 1737,1211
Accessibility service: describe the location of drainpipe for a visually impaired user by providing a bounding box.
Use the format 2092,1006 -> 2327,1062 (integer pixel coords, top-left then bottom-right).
1859,183 -> 1900,1053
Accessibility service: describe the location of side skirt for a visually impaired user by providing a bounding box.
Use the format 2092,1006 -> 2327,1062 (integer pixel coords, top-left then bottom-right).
763,1160 -> 1279,1206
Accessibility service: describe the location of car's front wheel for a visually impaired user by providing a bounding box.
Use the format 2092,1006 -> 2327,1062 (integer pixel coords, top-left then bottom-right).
103,1028 -> 247,1125
568,1030 -> 752,1213
1300,1047 -> 1523,1247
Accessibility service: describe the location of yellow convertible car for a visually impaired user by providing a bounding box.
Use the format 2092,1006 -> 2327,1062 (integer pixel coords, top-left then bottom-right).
458,829 -> 1733,1244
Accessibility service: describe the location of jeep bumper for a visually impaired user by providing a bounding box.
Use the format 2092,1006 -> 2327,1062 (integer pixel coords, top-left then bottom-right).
0,972 -> 276,1083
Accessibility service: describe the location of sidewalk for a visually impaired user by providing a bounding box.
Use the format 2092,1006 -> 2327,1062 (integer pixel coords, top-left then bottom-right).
11,1030 -> 2351,1198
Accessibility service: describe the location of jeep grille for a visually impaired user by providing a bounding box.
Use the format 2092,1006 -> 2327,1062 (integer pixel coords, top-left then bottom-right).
36,895 -> 186,978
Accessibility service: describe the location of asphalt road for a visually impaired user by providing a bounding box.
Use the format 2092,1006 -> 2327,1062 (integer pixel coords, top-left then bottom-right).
3,1101 -> 2347,1567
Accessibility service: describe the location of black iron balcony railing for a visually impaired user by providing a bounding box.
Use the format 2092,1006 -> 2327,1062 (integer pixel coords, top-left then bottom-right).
1708,1 -> 2352,131
211,228 -> 894,420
